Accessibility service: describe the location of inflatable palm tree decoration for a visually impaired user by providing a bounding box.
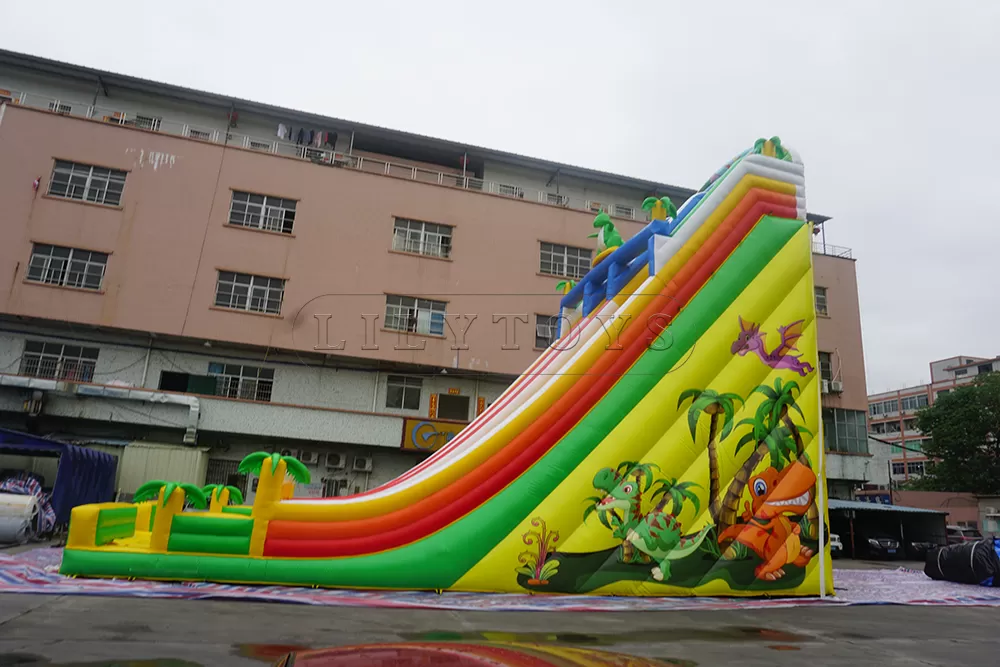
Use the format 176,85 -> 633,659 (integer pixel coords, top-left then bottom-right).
589,213 -> 623,255
134,480 -> 208,509
555,280 -> 576,295
239,452 -> 311,505
641,196 -> 677,222
753,136 -> 792,161
202,484 -> 245,512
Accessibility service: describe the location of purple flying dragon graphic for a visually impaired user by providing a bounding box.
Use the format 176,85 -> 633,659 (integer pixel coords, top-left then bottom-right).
730,316 -> 814,377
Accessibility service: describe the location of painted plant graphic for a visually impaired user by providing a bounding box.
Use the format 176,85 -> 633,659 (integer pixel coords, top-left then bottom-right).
515,517 -> 561,585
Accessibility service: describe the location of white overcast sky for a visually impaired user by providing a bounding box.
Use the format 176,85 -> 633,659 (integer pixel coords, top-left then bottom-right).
2,1 -> 997,393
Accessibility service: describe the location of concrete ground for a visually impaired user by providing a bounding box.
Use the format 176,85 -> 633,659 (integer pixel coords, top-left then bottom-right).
0,593 -> 997,667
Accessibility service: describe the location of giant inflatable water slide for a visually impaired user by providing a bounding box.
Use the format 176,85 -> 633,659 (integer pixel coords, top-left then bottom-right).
61,138 -> 833,597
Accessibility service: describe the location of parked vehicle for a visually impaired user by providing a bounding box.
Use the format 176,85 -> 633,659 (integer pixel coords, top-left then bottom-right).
830,533 -> 844,558
859,532 -> 901,559
906,539 -> 940,560
946,525 -> 983,545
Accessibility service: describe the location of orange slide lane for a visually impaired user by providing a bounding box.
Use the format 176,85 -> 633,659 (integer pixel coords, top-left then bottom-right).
264,188 -> 797,556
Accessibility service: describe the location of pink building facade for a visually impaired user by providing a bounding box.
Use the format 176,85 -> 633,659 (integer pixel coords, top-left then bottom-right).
0,49 -> 873,499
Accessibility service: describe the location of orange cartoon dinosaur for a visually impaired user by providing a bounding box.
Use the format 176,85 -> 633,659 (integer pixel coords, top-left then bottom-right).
718,460 -> 817,581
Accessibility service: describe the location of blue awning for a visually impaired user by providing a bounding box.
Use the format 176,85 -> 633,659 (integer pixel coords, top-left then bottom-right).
0,428 -> 118,523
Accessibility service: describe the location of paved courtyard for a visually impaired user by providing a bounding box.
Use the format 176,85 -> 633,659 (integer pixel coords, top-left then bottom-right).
0,592 -> 998,667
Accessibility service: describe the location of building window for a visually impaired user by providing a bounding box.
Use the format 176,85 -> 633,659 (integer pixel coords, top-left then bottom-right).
386,375 -> 422,410
937,389 -> 951,398
26,244 -> 108,291
540,242 -> 591,280
208,363 -> 274,402
48,160 -> 127,207
214,271 -> 285,315
384,294 -> 446,336
188,128 -> 213,140
822,408 -> 869,454
612,204 -> 635,219
903,418 -> 918,432
955,368 -> 968,376
228,191 -> 297,234
868,398 -> 898,417
900,394 -> 929,412
891,462 -> 905,475
392,218 -> 453,259
814,286 -> 828,316
870,422 -> 886,435
907,461 -> 925,476
47,101 -> 72,114
496,183 -> 524,198
978,363 -> 995,375
437,393 -> 470,421
818,351 -> 833,382
535,314 -> 559,349
19,340 -> 99,382
908,439 -> 924,453
885,421 -> 901,434
891,443 -> 902,454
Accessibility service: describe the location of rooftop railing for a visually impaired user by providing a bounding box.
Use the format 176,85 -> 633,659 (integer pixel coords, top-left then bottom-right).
812,241 -> 852,259
3,88 -> 650,223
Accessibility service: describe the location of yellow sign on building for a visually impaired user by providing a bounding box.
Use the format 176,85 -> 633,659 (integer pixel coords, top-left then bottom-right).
401,418 -> 468,453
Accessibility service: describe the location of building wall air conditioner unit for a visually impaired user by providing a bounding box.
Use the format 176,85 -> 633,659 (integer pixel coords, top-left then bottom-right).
821,379 -> 830,394
353,456 -> 373,472
325,453 -> 346,469
829,380 -> 844,393
298,451 -> 320,465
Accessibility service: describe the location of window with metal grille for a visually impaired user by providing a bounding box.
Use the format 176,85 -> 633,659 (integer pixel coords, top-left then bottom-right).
868,398 -> 898,417
906,461 -> 925,476
496,183 -> 523,198
900,394 -> 928,411
612,204 -> 635,219
48,160 -> 127,207
818,351 -> 833,381
188,128 -> 212,140
133,115 -> 162,132
26,243 -> 108,290
205,459 -> 247,496
535,314 -> 559,349
19,340 -> 99,382
47,101 -> 71,114
228,191 -> 297,234
814,286 -> 828,316
385,375 -> 422,410
392,218 -> 453,258
208,362 -> 274,402
540,242 -> 591,280
891,462 -> 905,475
384,295 -> 446,336
822,408 -> 869,454
248,139 -> 272,151
214,271 -> 285,315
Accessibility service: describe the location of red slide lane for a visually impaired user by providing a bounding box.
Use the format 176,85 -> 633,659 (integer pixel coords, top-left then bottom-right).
265,192 -> 796,557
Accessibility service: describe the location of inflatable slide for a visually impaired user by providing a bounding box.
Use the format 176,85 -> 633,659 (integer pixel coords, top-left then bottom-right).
61,137 -> 833,597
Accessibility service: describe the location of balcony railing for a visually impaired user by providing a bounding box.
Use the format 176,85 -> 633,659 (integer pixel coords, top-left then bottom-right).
812,241 -> 852,259
4,88 -> 650,223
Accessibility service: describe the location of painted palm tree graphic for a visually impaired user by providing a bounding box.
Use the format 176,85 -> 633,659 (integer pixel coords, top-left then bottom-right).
719,377 -> 817,536
677,388 -> 744,523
